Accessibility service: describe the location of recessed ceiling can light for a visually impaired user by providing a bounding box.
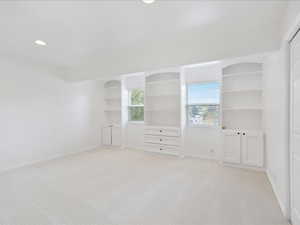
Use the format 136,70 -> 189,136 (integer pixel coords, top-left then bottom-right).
35,40 -> 47,46
142,0 -> 155,4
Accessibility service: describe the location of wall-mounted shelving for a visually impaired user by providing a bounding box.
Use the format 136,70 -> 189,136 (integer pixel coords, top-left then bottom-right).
104,80 -> 122,126
222,62 -> 263,131
145,72 -> 181,127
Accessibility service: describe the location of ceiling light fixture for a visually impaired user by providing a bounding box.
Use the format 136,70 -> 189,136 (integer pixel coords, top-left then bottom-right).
142,0 -> 155,4
35,40 -> 47,46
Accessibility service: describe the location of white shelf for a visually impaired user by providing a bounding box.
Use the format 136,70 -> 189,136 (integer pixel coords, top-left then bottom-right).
222,88 -> 262,94
223,71 -> 262,78
223,107 -> 262,111
146,94 -> 180,97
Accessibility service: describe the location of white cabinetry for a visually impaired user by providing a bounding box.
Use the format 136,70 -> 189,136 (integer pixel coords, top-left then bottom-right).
222,62 -> 264,169
102,125 -> 121,147
144,126 -> 181,155
242,131 -> 263,167
223,130 -> 263,167
102,126 -> 112,146
223,130 -> 241,164
103,80 -> 122,147
143,69 -> 182,156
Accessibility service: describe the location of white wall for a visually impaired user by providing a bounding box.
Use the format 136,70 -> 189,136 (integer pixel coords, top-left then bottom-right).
183,63 -> 222,159
0,58 -> 104,172
264,48 -> 290,216
264,1 -> 300,217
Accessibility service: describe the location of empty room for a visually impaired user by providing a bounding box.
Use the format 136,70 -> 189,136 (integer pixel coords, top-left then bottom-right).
1,0 -> 300,225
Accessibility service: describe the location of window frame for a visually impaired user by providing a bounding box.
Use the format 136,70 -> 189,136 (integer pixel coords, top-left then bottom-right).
128,88 -> 145,122
186,81 -> 221,128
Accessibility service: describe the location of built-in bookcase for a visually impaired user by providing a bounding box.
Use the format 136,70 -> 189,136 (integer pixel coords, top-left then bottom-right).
145,72 -> 181,127
222,62 -> 263,131
104,80 -> 121,125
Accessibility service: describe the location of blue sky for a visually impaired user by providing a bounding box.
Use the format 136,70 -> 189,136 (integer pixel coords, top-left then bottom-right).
188,82 -> 220,104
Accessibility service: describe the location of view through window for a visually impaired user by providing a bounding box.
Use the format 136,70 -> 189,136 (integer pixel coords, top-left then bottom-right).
128,88 -> 144,121
187,82 -> 220,126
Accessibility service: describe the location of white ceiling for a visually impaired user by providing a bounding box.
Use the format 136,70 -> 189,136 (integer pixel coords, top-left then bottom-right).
0,0 -> 287,81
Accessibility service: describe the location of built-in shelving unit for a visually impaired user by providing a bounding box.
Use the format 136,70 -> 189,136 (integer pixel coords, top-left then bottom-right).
221,62 -> 264,169
104,80 -> 122,126
222,62 -> 263,131
145,72 -> 181,127
144,70 -> 182,156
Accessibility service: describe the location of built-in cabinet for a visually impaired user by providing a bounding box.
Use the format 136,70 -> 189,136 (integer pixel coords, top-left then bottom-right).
102,125 -> 122,146
103,80 -> 122,147
222,62 -> 264,168
223,129 -> 263,167
144,71 -> 182,155
102,58 -> 265,170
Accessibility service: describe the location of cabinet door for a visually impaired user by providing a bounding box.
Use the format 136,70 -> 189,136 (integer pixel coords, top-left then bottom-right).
102,126 -> 112,146
241,131 -> 263,167
223,130 -> 241,164
112,126 -> 121,146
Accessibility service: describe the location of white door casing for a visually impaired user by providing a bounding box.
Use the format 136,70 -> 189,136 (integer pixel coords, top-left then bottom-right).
290,31 -> 300,225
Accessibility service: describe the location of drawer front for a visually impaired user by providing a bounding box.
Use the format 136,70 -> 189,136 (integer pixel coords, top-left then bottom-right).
144,127 -> 181,137
144,143 -> 179,154
144,135 -> 180,146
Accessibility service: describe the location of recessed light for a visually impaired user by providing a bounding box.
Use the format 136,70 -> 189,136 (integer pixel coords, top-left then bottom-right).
35,40 -> 47,46
142,0 -> 155,4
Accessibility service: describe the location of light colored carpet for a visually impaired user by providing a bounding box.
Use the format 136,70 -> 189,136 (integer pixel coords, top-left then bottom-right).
0,148 -> 289,225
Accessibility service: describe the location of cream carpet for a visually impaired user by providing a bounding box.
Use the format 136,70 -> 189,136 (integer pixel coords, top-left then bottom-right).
0,149 -> 289,225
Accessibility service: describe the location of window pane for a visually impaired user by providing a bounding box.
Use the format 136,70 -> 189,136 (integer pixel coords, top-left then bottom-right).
187,105 -> 219,126
129,106 -> 144,121
130,89 -> 144,106
187,82 -> 220,104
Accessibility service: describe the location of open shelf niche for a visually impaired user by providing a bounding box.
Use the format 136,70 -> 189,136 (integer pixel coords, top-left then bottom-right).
145,72 -> 181,127
222,62 -> 263,131
104,80 -> 121,126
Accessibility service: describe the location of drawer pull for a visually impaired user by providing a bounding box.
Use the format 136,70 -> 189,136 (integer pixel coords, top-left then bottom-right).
160,130 -> 162,132
160,139 -> 162,141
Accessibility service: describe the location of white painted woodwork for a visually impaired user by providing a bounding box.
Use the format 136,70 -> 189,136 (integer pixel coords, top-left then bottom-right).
222,62 -> 263,131
144,126 -> 181,137
223,129 -> 264,167
112,126 -> 122,146
242,131 -> 264,167
102,126 -> 112,146
223,130 -> 241,164
290,30 -> 300,225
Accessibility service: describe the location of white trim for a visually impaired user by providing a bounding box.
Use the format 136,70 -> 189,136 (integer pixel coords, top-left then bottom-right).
267,169 -> 289,217
0,145 -> 101,175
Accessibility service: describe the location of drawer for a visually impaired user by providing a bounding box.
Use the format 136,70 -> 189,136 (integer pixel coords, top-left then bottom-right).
144,126 -> 181,137
144,143 -> 179,155
144,135 -> 180,146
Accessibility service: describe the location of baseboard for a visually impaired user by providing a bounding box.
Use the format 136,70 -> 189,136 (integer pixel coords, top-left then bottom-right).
223,162 -> 266,172
266,169 -> 288,217
0,144 -> 101,175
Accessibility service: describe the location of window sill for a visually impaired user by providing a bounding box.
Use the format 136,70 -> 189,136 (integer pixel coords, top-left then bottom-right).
128,121 -> 145,124
187,125 -> 220,129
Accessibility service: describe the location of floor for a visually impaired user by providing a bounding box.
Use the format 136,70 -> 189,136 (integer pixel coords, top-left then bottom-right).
0,149 -> 289,225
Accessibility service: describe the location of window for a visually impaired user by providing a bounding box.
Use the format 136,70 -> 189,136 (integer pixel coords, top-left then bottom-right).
128,88 -> 144,121
187,82 -> 220,126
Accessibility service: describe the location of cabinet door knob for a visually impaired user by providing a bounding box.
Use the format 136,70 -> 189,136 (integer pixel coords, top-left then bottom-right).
160,148 -> 162,151
243,133 -> 246,135
160,139 -> 162,141
237,132 -> 240,135
160,130 -> 162,132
